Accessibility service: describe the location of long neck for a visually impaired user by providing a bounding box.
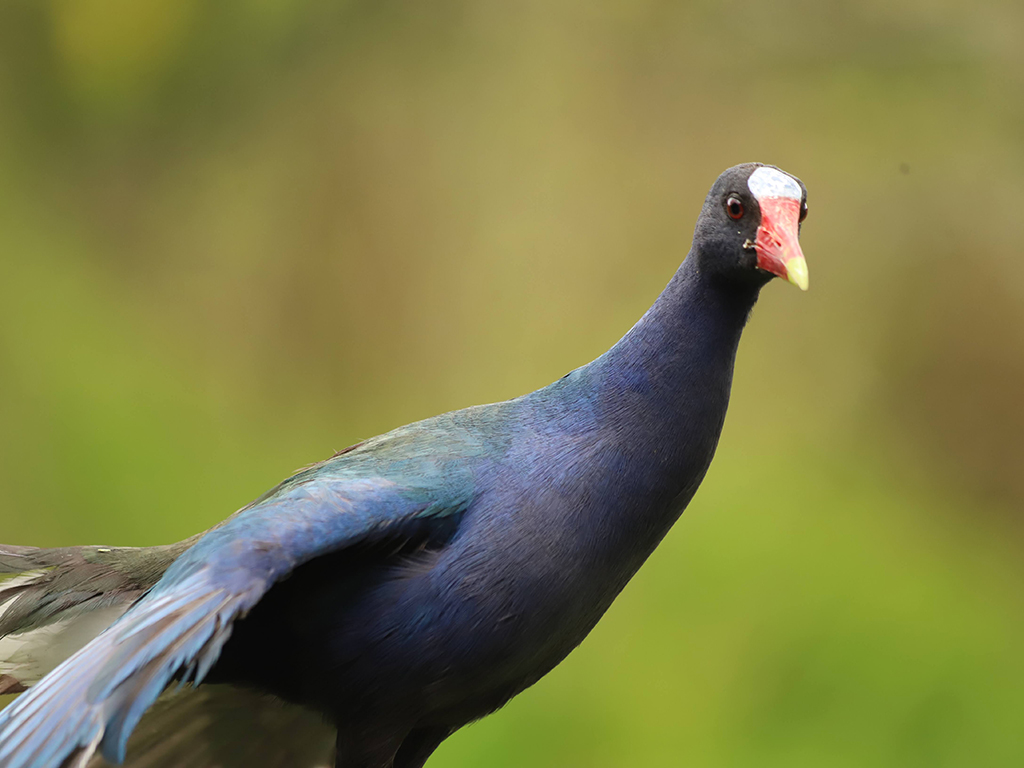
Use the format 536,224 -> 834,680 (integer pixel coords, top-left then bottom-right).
542,253 -> 761,539
594,254 -> 757,431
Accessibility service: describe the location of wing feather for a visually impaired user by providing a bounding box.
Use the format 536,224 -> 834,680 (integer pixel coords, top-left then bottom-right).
0,467 -> 473,768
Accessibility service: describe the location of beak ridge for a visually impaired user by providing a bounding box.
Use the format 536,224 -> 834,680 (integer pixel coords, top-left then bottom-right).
753,197 -> 808,291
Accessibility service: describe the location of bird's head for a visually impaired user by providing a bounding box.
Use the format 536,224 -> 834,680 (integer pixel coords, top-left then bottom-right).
693,163 -> 809,292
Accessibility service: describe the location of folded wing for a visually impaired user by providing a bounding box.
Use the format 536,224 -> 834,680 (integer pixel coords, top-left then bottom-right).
0,459 -> 475,768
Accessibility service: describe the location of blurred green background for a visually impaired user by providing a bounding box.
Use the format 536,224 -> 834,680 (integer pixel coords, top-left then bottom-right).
1,0 -> 1023,765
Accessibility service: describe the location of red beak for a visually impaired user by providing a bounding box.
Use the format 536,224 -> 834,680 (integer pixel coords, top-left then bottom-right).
754,197 -> 808,290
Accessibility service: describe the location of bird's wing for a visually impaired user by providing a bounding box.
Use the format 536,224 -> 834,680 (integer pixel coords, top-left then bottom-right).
0,446 -> 476,768
86,685 -> 336,768
0,542 -> 197,692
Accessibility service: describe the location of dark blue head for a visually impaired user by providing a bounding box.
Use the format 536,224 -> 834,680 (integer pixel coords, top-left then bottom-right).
691,163 -> 809,292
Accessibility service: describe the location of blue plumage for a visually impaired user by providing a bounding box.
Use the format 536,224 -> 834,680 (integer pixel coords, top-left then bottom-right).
0,163 -> 808,768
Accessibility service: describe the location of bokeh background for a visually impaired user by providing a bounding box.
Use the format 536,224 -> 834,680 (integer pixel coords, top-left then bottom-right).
1,0 -> 1023,765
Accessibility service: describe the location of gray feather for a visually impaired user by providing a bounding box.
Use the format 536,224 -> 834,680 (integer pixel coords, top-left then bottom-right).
0,540 -> 200,637
0,540 -> 200,690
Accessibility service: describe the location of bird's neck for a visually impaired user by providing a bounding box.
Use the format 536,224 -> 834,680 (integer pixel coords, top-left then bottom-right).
563,253 -> 761,532
595,253 -> 758,420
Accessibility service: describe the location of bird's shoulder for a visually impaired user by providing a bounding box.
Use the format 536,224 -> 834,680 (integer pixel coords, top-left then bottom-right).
163,400 -> 524,580
257,400 -> 521,504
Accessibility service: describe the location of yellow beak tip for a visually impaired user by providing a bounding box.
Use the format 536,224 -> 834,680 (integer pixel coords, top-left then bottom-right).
785,258 -> 809,291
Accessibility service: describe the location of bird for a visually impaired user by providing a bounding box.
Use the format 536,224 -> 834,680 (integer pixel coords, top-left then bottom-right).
0,162 -> 809,768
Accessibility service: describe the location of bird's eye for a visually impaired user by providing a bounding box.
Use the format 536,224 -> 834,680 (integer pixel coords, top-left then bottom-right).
799,201 -> 808,222
726,197 -> 744,220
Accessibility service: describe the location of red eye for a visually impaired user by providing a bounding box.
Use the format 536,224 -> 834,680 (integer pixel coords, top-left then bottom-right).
726,197 -> 744,220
